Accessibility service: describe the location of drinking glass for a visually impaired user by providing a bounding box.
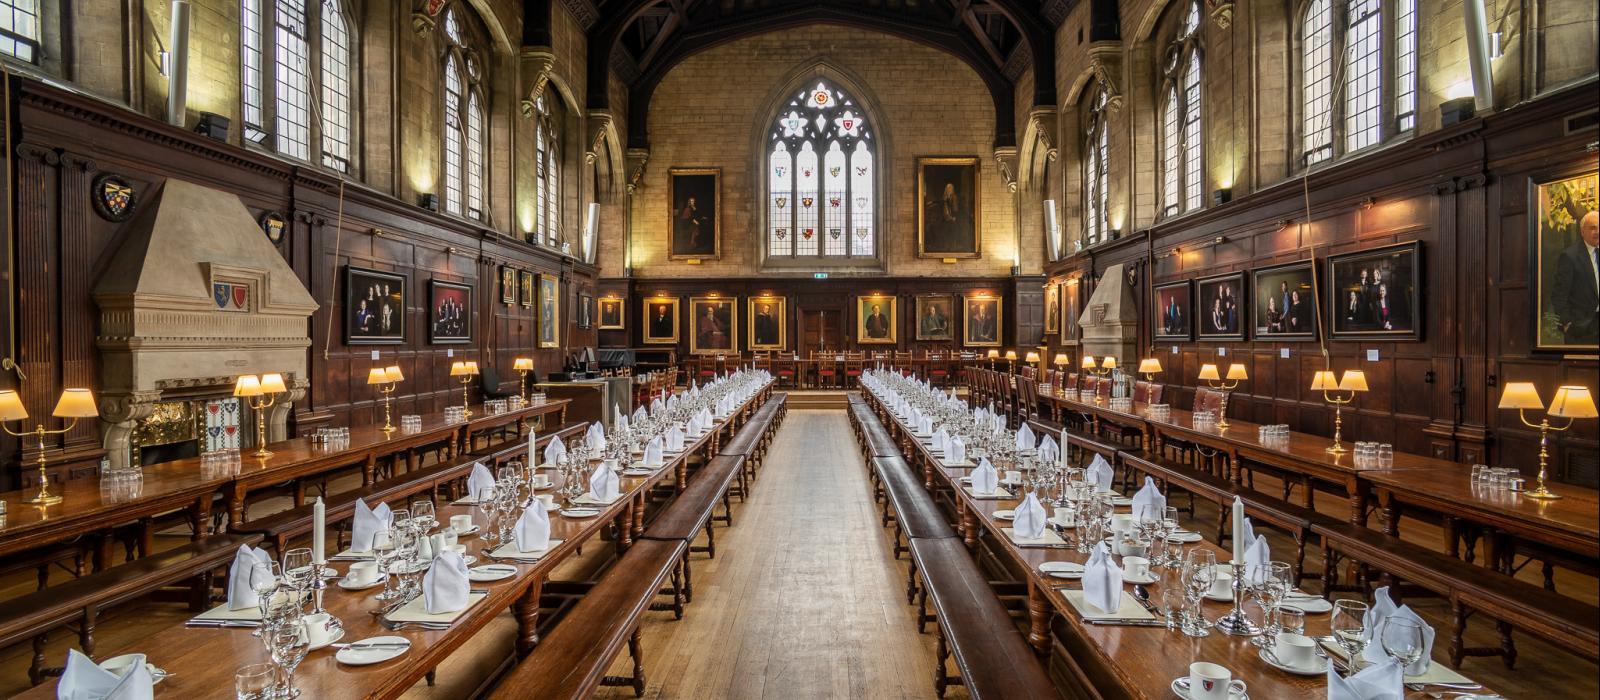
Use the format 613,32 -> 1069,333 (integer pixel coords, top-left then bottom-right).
1156,585 -> 1184,631
281,548 -> 315,603
235,663 -> 278,700
477,489 -> 501,543
1182,549 -> 1217,637
410,500 -> 436,533
1380,616 -> 1426,669
373,532 -> 401,601
1331,600 -> 1370,671
249,560 -> 282,637
268,625 -> 309,698
1278,608 -> 1305,637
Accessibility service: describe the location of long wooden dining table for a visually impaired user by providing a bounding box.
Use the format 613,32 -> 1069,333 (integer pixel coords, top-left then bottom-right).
12,382 -> 773,700
863,388 -> 1506,699
0,399 -> 570,566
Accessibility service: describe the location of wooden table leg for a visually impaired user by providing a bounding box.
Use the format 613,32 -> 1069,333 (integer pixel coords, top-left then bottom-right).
227,485 -> 247,529
616,502 -> 634,553
1345,476 -> 1368,527
1027,580 -> 1051,656
632,492 -> 646,539
513,578 -> 544,658
1376,489 -> 1400,537
961,506 -> 977,550
362,455 -> 377,487
190,495 -> 213,539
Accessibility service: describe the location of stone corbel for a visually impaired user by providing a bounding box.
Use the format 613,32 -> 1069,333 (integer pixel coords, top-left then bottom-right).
994,146 -> 1020,194
585,110 -> 614,165
1207,1 -> 1234,30
625,148 -> 650,195
1087,47 -> 1124,115
519,48 -> 558,119
1028,106 -> 1059,162
268,376 -> 309,442
98,390 -> 163,470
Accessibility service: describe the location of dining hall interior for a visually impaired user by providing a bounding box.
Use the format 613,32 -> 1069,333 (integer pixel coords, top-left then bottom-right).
0,0 -> 1596,698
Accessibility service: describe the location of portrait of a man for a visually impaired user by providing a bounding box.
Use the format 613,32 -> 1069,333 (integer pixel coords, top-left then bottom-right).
669,169 -> 720,260
689,297 -> 737,354
917,157 -> 981,258
962,295 -> 1001,347
748,297 -> 786,349
857,296 -> 897,344
598,298 -> 625,330
1534,172 -> 1599,351
537,274 -> 559,348
915,294 -> 953,341
1044,283 -> 1060,334
643,298 -> 679,344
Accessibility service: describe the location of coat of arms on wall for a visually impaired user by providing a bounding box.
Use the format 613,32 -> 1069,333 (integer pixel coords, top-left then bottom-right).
92,174 -> 137,222
212,281 -> 250,311
259,211 -> 287,244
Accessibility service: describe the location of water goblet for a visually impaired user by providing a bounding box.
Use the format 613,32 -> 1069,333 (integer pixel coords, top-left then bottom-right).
267,625 -> 309,698
249,560 -> 282,637
235,663 -> 278,700
281,548 -> 315,603
1379,616 -> 1425,670
1331,599 -> 1370,672
410,500 -> 436,533
477,488 -> 502,544
1182,549 -> 1217,637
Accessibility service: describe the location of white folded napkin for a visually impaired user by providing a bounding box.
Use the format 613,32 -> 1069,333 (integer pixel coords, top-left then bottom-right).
947,437 -> 966,464
666,426 -> 685,452
57,649 -> 152,700
1013,492 -> 1048,540
589,462 -> 620,501
1240,516 -> 1257,549
585,422 -> 607,452
225,544 -> 273,610
1015,423 -> 1036,452
422,550 -> 471,614
513,500 -> 552,553
698,408 -> 712,426
543,438 -> 567,466
919,416 -> 934,434
350,498 -> 393,553
616,415 -> 629,433
466,462 -> 495,501
667,395 -> 680,411
1243,534 -> 1271,585
1038,435 -> 1059,465
644,437 -> 664,467
636,404 -> 651,422
1082,542 -> 1123,614
1362,587 -> 1435,674
1327,658 -> 1403,700
1130,476 -> 1166,522
932,428 -> 949,454
1086,454 -> 1114,492
970,457 -> 999,494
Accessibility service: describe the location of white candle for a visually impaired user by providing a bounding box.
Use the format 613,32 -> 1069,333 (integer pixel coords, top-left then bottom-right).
313,497 -> 326,565
528,430 -> 539,467
1230,496 -> 1246,564
1060,428 -> 1069,470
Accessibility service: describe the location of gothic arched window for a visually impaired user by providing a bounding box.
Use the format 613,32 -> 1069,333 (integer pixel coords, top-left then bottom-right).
767,80 -> 876,259
1301,0 -> 1417,167
241,0 -> 356,171
1083,88 -> 1110,246
440,8 -> 488,220
534,97 -> 561,246
1160,1 -> 1204,218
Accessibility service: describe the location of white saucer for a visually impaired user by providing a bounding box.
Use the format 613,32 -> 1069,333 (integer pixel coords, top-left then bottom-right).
1258,647 -> 1328,676
1204,590 -> 1235,603
1166,530 -> 1204,544
1048,517 -> 1077,529
1110,497 -> 1135,507
335,636 -> 410,666
531,482 -> 555,491
450,525 -> 481,537
992,509 -> 1016,521
1170,678 -> 1247,699
1280,594 -> 1333,614
1039,561 -> 1085,579
307,627 -> 346,651
560,507 -> 602,518
468,564 -> 518,582
100,655 -> 168,685
337,574 -> 386,591
1122,571 -> 1159,585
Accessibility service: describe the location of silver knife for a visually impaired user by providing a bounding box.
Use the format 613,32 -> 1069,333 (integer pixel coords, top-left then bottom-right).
1082,618 -> 1167,627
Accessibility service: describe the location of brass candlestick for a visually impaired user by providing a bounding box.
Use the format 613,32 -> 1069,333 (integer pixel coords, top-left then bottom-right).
1499,383 -> 1597,500
367,366 -> 404,433
450,361 -> 479,417
1199,363 -> 1247,429
1310,370 -> 1366,453
0,388 -> 99,506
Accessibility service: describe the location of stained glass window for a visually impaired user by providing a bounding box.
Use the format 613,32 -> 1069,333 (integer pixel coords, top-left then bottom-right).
1302,0 -> 1334,165
0,0 -> 39,62
1160,2 -> 1205,218
766,80 -> 876,259
1084,89 -> 1109,246
239,1 -> 356,169
441,10 -> 487,221
1395,0 -> 1418,132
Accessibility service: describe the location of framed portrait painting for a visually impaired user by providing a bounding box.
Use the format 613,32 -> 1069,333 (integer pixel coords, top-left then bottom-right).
962,295 -> 1002,347
914,294 -> 955,341
598,297 -> 625,330
1251,262 -> 1318,340
688,297 -> 737,355
577,292 -> 594,330
1195,272 -> 1246,341
1060,277 -> 1081,343
345,266 -> 406,345
428,280 -> 472,344
519,270 -> 535,309
500,266 -> 517,305
747,296 -> 786,350
537,274 -> 560,348
669,168 -> 720,260
1327,242 -> 1421,340
1044,283 -> 1060,335
1531,171 -> 1598,351
1153,280 -> 1192,342
642,297 -> 679,344
917,157 -> 981,258
857,296 -> 898,344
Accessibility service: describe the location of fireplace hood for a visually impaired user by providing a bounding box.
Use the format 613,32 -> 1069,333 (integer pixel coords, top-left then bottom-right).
1075,263 -> 1140,365
93,179 -> 317,467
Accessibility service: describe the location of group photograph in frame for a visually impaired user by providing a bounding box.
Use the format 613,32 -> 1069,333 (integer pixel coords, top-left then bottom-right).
1153,280 -> 1193,341
428,280 -> 472,344
345,266 -> 406,345
748,296 -> 787,350
689,296 -> 737,355
962,294 -> 1002,347
669,168 -> 721,260
537,274 -> 560,348
643,297 -> 679,344
914,294 -> 955,341
1532,171 -> 1598,351
1195,272 -> 1246,341
598,297 -> 625,330
1251,262 -> 1318,340
1327,241 -> 1422,340
917,156 -> 981,258
857,296 -> 898,344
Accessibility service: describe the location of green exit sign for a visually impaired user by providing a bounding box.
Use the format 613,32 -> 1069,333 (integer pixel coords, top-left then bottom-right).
813,272 -> 829,279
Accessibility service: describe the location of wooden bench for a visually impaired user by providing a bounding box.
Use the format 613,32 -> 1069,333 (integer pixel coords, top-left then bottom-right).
1313,520 -> 1600,668
486,538 -> 687,699
872,455 -> 958,616
0,533 -> 260,686
639,454 -> 746,607
909,537 -> 1062,699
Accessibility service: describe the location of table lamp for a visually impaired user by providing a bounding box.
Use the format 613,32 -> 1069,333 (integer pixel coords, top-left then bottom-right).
1004,350 -> 1018,374
234,374 -> 286,459
513,358 -> 535,400
0,388 -> 98,505
986,349 -> 999,369
1199,363 -> 1247,429
1498,383 -> 1597,500
1137,358 -> 1163,382
450,361 -> 480,417
1025,351 -> 1041,377
368,366 -> 403,433
1310,369 -> 1366,453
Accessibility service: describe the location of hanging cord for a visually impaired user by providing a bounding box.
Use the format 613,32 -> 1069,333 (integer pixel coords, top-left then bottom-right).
1,62 -> 22,381
1302,9 -> 1352,369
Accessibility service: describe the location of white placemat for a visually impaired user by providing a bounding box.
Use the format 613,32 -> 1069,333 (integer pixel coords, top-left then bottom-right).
1060,590 -> 1155,620
385,590 -> 488,624
489,539 -> 566,562
1003,527 -> 1067,546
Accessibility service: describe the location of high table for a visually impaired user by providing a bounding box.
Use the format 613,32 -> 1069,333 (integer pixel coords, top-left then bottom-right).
13,383 -> 772,700
864,388 -> 1506,699
0,400 -> 570,565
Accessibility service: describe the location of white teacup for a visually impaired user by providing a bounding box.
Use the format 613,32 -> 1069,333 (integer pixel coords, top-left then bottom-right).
537,494 -> 556,509
1187,662 -> 1245,700
1003,470 -> 1022,485
1110,514 -> 1135,535
300,612 -> 342,647
1208,571 -> 1234,598
1051,508 -> 1076,527
531,474 -> 552,489
439,529 -> 459,548
1122,556 -> 1151,580
1274,633 -> 1316,668
450,514 -> 474,532
1115,537 -> 1147,557
346,561 -> 379,585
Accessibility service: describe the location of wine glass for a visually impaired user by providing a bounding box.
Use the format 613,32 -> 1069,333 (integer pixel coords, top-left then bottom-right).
281,548 -> 315,604
410,500 -> 436,533
267,625 -> 309,698
1182,549 -> 1217,637
477,488 -> 502,544
1380,616 -> 1426,670
373,531 -> 401,601
1331,600 -> 1370,672
249,560 -> 281,637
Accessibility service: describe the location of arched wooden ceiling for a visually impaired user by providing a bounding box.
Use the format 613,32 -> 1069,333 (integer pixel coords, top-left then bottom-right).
576,0 -> 1062,149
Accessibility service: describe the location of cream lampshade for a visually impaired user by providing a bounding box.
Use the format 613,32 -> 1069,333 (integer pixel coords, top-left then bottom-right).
1337,370 -> 1369,393
1226,363 -> 1248,381
259,373 -> 287,394
1025,351 -> 1040,363
1138,358 -> 1163,375
384,366 -> 405,383
233,375 -> 263,397
0,389 -> 29,421
367,368 -> 390,385
52,389 -> 98,418
1004,350 -> 1018,361
1082,356 -> 1097,370
986,349 -> 999,359
1198,364 -> 1221,382
449,361 -> 470,376
513,358 -> 534,372
465,361 -> 480,375
1053,353 -> 1069,367
1550,386 -> 1599,418
1310,370 -> 1339,391
1102,357 -> 1117,370
1497,382 -> 1543,409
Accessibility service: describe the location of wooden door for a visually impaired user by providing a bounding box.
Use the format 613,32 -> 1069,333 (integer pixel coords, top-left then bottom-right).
800,310 -> 842,352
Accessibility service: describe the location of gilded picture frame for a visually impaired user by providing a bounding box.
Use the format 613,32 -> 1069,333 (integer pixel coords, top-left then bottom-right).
642,297 -> 680,345
856,296 -> 898,344
688,296 -> 737,355
537,273 -> 560,348
747,296 -> 787,350
916,156 -> 982,259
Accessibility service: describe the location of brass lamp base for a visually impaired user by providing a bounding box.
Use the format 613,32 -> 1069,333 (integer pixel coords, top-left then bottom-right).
1523,486 -> 1562,500
26,492 -> 62,506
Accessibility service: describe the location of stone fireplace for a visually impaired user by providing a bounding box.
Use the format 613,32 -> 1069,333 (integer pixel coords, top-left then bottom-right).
1075,263 -> 1139,366
93,179 -> 317,468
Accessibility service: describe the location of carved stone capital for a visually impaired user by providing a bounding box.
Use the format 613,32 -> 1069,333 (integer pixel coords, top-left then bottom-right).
1027,106 -> 1059,163
625,148 -> 650,195
1208,1 -> 1234,30
519,48 -> 558,119
98,389 -> 163,470
1087,46 -> 1124,115
994,146 -> 1020,194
